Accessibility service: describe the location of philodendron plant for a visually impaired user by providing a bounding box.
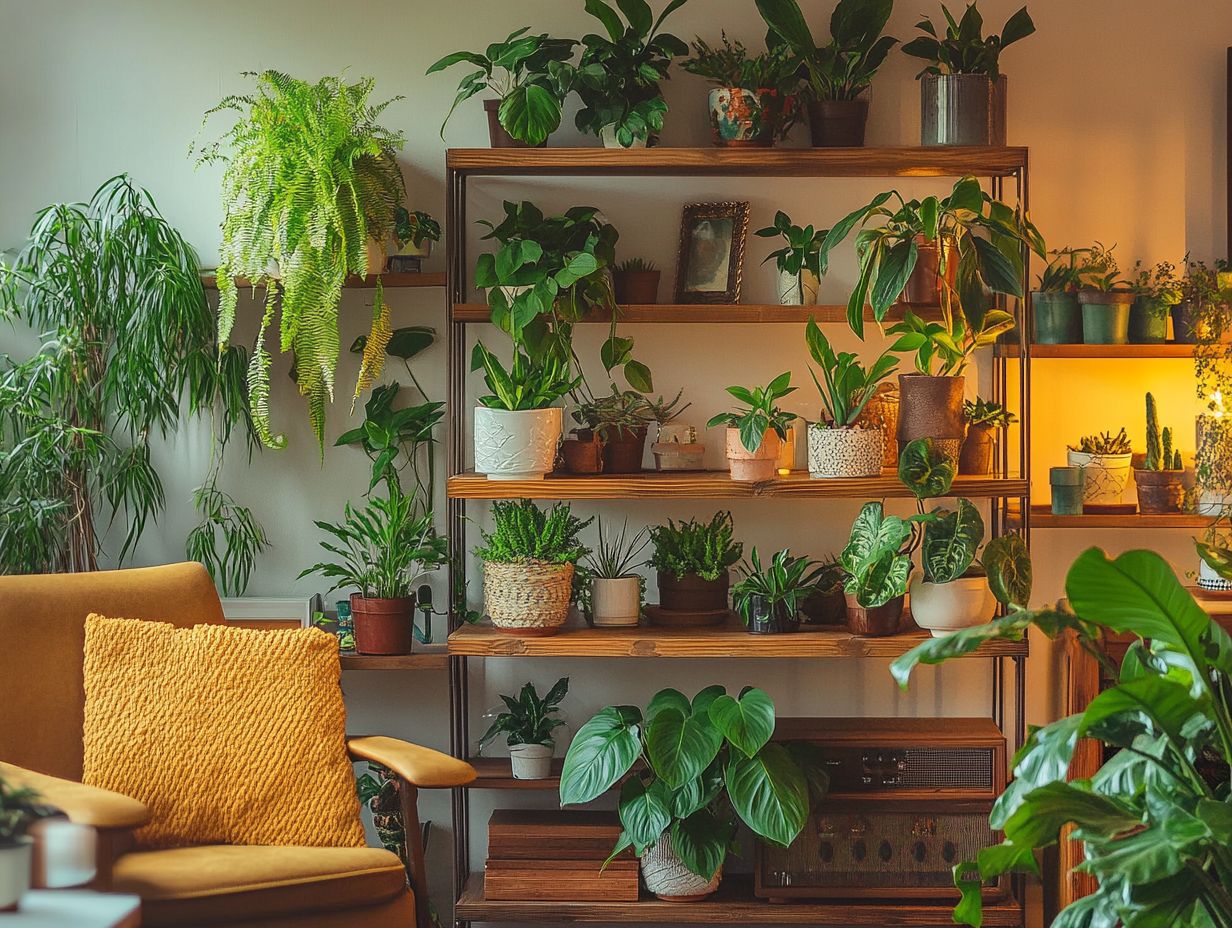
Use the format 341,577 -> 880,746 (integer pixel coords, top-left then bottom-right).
707,372 -> 798,453
559,685 -> 819,881
891,547 -> 1232,927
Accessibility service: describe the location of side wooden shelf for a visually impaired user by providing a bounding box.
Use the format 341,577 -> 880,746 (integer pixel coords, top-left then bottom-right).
1013,505 -> 1214,529
202,271 -> 446,290
452,302 -> 937,324
468,756 -> 564,790
997,343 -> 1196,358
339,652 -> 448,671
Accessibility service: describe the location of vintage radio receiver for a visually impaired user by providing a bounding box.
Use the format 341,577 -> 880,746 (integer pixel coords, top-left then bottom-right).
755,718 -> 1008,902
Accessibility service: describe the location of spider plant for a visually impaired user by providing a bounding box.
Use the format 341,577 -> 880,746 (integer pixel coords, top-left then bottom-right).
732,547 -> 824,626
585,516 -> 651,579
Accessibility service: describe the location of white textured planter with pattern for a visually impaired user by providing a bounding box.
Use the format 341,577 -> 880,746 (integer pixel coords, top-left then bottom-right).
1199,559 -> 1232,593
473,407 -> 562,480
808,424 -> 884,478
640,834 -> 721,901
1067,450 -> 1133,504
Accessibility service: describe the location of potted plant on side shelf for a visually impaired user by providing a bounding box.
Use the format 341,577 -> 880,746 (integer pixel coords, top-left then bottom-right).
681,33 -> 801,147
755,211 -> 827,306
476,499 -> 591,636
801,558 -> 848,624
428,28 -> 576,148
1067,428 -> 1133,506
1133,393 -> 1186,514
391,208 -> 441,269
478,677 -> 569,779
756,0 -> 897,147
613,257 -> 661,304
1076,243 -> 1133,345
902,2 -> 1035,146
573,387 -> 654,474
647,511 -> 742,625
0,777 -> 41,910
571,0 -> 689,148
560,686 -> 815,902
1030,246 -> 1100,344
1175,258 -> 1232,345
840,501 -> 911,636
733,548 -> 823,634
959,397 -> 1016,476
804,319 -> 898,478
301,489 -> 447,655
1129,260 -> 1181,344
708,373 -> 798,482
580,517 -> 649,627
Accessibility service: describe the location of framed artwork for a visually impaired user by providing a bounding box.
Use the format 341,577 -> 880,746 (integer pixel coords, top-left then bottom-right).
674,201 -> 750,304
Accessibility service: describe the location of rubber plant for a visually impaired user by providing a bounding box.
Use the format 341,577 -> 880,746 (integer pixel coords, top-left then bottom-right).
892,547 -> 1232,927
196,70 -> 407,451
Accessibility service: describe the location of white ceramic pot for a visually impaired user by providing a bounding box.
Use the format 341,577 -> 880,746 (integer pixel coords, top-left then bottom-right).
0,839 -> 32,911
600,124 -> 648,148
509,742 -> 554,779
807,424 -> 884,478
1067,450 -> 1133,504
591,576 -> 642,627
640,833 -> 721,901
908,573 -> 997,637
1198,489 -> 1232,517
473,407 -> 562,480
1199,558 -> 1232,593
776,268 -> 820,306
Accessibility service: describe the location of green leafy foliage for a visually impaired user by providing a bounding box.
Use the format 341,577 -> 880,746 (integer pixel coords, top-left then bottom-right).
732,548 -> 824,626
840,501 -> 911,608
920,498 -> 983,583
196,71 -> 406,450
892,547 -> 1232,928
0,777 -> 42,844
681,32 -> 800,94
755,210 -> 827,277
901,3 -> 1035,79
980,534 -> 1031,606
336,382 -> 443,503
706,372 -> 798,453
1035,245 -> 1110,293
393,209 -> 441,249
804,319 -> 898,426
560,686 -> 817,880
963,397 -> 1016,429
585,516 -> 650,579
897,437 -> 956,500
1071,428 -> 1132,456
648,511 -> 743,581
474,499 -> 592,565
478,677 -> 569,749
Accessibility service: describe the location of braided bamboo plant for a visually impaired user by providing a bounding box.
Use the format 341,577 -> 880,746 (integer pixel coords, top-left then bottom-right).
196,71 -> 407,451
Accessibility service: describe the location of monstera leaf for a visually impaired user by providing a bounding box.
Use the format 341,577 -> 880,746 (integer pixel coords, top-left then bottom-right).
898,437 -> 956,500
983,533 -> 1033,606
841,501 -> 912,608
921,498 -> 984,584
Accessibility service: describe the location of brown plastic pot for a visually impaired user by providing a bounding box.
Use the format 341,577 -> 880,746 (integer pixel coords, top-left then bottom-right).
350,593 -> 416,655
658,571 -> 729,613
806,98 -> 868,147
603,426 -> 648,473
561,434 -> 604,474
902,237 -> 957,305
1135,469 -> 1185,514
614,270 -> 661,304
484,98 -> 546,149
844,593 -> 905,637
897,373 -> 966,458
959,424 -> 995,475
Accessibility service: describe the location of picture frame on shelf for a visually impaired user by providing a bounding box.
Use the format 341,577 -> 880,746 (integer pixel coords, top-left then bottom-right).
674,201 -> 749,304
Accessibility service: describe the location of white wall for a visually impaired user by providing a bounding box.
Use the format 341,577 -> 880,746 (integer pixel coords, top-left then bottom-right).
3,1 -> 1230,922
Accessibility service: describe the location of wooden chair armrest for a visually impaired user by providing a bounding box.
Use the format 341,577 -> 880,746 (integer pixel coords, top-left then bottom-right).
347,736 -> 475,788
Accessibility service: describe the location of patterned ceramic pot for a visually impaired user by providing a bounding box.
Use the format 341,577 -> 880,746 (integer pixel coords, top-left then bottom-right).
776,268 -> 820,306
640,834 -> 721,901
706,87 -> 795,147
1067,450 -> 1133,504
473,407 -> 562,480
1199,559 -> 1232,592
807,424 -> 884,478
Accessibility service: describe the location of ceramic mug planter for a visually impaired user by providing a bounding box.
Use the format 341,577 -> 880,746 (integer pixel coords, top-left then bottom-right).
744,595 -> 800,634
1078,290 -> 1133,344
640,834 -> 721,902
897,373 -> 965,465
509,743 -> 554,779
920,74 -> 1006,146
1129,297 -> 1172,344
1134,469 -> 1185,514
706,87 -> 795,147
473,406 -> 562,480
591,576 -> 642,627
0,838 -> 32,911
776,268 -> 820,306
1032,291 -> 1082,344
602,426 -> 648,474
1067,450 -> 1133,505
959,424 -> 996,476
560,432 -> 604,474
483,561 -> 574,636
350,593 -> 416,655
807,424 -> 883,478
724,427 -> 781,482
614,269 -> 661,304
652,424 -> 704,471
484,98 -> 546,148
807,97 -> 868,147
844,592 -> 905,637
1050,466 -> 1085,515
908,573 -> 997,638
600,124 -> 648,149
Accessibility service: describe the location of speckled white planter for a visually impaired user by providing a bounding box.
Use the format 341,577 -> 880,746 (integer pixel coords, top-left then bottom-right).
908,573 -> 997,637
473,407 -> 562,480
640,834 -> 721,901
808,424 -> 884,478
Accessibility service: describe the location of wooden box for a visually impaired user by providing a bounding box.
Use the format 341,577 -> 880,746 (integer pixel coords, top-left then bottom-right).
487,810 -> 630,861
484,858 -> 640,902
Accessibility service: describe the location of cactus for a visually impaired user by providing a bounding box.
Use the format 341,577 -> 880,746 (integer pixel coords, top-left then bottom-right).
1173,448 -> 1184,470
1070,428 -> 1132,456
1145,393 -> 1162,471
1161,426 -> 1173,472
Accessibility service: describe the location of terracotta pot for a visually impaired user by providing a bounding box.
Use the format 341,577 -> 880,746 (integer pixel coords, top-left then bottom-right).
602,426 -> 647,474
897,374 -> 965,461
724,427 -> 780,482
801,586 -> 846,625
484,98 -> 547,149
902,237 -> 957,305
350,593 -> 416,655
1134,469 -> 1185,514
560,434 -> 604,474
658,571 -> 729,613
806,98 -> 868,147
844,593 -> 904,637
614,269 -> 661,304
959,424 -> 995,475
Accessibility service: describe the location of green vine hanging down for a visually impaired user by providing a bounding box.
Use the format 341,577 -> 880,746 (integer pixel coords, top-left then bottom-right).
195,70 -> 407,452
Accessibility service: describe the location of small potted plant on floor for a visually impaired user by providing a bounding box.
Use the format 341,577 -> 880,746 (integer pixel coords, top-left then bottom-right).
571,0 -> 689,148
1129,260 -> 1181,344
560,685 -> 815,902
755,211 -> 826,305
1134,393 -> 1186,514
1067,428 -> 1133,506
301,489 -> 447,655
804,319 -> 898,478
732,548 -> 823,634
428,28 -> 576,147
756,0 -> 897,147
840,501 -> 911,636
1031,246 -> 1098,344
902,2 -> 1035,146
682,33 -> 800,147
1076,244 -> 1133,344
708,373 -> 798,482
478,677 -> 570,779
959,398 -> 1016,475
476,499 -> 591,636
648,511 -> 742,625
613,257 -> 661,304
581,517 -> 649,627
0,777 -> 41,910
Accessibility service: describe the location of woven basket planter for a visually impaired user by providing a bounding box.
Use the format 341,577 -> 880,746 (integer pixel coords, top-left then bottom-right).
483,561 -> 574,636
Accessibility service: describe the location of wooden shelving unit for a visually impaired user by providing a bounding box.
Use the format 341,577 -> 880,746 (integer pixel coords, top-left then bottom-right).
201,271 -> 446,290
997,343 -> 1195,358
339,651 -> 448,671
452,302 -> 936,324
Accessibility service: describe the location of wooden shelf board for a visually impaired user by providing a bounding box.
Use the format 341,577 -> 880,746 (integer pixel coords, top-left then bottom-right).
447,471 -> 1028,501
201,271 -> 445,290
446,146 -> 1029,178
338,651 -> 448,671
1013,505 -> 1214,529
998,343 -> 1195,358
447,618 -> 1028,659
452,303 -> 939,325
468,756 -> 563,790
455,874 -> 1023,925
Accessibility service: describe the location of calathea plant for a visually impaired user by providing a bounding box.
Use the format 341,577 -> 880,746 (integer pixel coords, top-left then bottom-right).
196,70 -> 407,450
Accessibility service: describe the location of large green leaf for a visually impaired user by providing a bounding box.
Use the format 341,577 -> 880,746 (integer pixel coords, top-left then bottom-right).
708,688 -> 775,759
645,706 -> 723,789
617,777 -> 673,852
646,688 -> 691,721
670,809 -> 731,881
983,534 -> 1032,606
890,609 -> 1037,687
1080,676 -> 1207,745
755,0 -> 817,51
724,742 -> 808,847
690,684 -> 727,717
921,499 -> 983,583
559,706 -> 642,805
990,713 -> 1081,829
498,84 -> 562,146
1002,780 -> 1139,850
898,437 -> 956,500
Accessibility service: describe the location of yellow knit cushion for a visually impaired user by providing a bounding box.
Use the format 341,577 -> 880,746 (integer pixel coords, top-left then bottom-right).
82,615 -> 365,850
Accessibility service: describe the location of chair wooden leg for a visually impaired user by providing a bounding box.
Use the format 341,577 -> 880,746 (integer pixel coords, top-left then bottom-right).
397,778 -> 432,928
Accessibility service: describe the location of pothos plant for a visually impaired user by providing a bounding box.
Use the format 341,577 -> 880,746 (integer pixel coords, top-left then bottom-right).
196,70 -> 407,451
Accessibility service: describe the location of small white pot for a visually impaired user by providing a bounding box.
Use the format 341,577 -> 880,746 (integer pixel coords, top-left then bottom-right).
908,573 -> 997,637
808,423 -> 884,478
509,742 -> 554,779
0,839 -> 32,911
600,124 -> 648,148
776,268 -> 820,306
1198,489 -> 1232,517
591,576 -> 642,627
1067,450 -> 1133,504
1199,559 -> 1232,593
640,833 -> 721,901
474,407 -> 562,480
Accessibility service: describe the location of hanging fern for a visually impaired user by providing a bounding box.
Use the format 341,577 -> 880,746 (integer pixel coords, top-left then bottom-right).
354,279 -> 391,408
195,70 -> 407,451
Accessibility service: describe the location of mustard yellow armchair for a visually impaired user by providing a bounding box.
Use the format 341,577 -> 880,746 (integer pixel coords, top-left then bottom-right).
0,563 -> 474,928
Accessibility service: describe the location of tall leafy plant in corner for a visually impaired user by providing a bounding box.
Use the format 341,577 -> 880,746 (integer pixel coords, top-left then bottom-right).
195,70 -> 407,451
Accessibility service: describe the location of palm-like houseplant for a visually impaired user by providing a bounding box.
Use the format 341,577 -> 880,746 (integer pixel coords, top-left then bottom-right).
732,548 -> 824,634
196,70 -> 407,451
